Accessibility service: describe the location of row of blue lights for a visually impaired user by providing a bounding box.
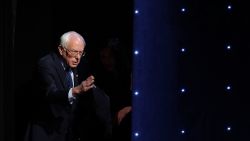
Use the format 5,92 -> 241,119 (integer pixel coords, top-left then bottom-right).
134,84 -> 231,97
181,4 -> 232,13
133,3 -> 234,139
133,126 -> 232,138
180,85 -> 231,94
180,125 -> 232,135
133,46 -> 233,56
133,7 -> 139,139
181,45 -> 232,53
134,4 -> 233,15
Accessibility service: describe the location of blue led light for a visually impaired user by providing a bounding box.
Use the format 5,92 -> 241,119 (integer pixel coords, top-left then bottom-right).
181,8 -> 186,12
135,9 -> 139,14
134,132 -> 139,137
226,85 -> 231,90
181,48 -> 186,52
181,88 -> 186,93
227,126 -> 231,131
227,5 -> 232,10
180,129 -> 185,134
134,50 -> 139,55
134,91 -> 139,96
227,45 -> 231,50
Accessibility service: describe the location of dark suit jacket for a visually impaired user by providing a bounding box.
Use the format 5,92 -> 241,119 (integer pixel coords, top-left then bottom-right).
24,52 -> 112,141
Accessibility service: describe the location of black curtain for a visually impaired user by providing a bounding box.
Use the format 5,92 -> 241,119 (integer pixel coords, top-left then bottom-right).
1,0 -> 17,140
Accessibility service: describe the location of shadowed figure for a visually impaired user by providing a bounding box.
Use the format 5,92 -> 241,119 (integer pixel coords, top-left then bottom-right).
94,37 -> 132,141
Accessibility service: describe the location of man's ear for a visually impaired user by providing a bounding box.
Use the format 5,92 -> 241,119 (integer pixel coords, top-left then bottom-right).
58,45 -> 63,55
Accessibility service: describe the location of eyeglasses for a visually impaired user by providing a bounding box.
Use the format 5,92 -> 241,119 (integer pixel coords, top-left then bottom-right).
64,47 -> 86,57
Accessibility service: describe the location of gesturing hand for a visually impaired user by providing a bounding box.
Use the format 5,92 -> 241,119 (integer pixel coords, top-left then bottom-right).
81,75 -> 95,92
73,75 -> 95,95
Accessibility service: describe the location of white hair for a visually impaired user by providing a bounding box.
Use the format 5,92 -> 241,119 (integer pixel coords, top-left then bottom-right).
60,31 -> 86,48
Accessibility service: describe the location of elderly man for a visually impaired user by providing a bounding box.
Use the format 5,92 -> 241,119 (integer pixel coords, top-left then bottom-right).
24,31 -> 112,141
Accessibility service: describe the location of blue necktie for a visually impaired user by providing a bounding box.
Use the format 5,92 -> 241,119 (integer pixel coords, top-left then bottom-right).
65,68 -> 73,88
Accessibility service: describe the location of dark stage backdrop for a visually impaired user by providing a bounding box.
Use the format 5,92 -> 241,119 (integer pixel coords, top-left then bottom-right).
1,0 -> 16,140
132,0 -> 250,141
175,1 -> 250,140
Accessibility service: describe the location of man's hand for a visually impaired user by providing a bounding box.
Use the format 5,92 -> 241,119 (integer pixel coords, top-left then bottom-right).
72,75 -> 95,96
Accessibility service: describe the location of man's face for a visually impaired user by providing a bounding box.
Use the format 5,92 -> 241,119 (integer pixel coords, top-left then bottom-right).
59,38 -> 85,68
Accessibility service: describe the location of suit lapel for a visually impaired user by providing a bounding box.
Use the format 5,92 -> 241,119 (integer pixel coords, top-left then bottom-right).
51,53 -> 68,89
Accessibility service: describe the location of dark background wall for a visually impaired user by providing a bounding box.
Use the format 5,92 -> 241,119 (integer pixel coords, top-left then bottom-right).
1,0 -> 16,140
14,0 -> 133,85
